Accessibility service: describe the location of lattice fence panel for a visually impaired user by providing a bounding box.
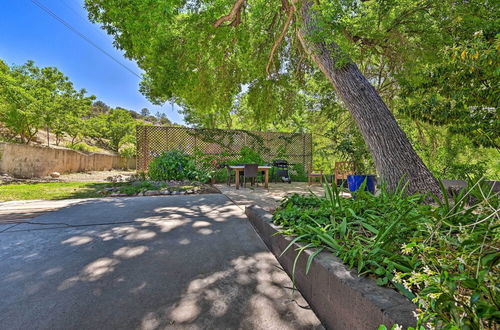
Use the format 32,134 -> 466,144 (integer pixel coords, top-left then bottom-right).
136,126 -> 312,172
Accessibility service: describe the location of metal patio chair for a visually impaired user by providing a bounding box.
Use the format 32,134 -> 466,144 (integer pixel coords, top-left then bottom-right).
243,164 -> 260,188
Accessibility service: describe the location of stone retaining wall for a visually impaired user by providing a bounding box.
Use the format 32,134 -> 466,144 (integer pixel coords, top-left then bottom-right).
246,205 -> 417,330
0,142 -> 135,178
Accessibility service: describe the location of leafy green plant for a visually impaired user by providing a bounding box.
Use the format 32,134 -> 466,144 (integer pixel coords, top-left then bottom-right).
65,142 -> 101,153
119,144 -> 136,158
211,168 -> 229,183
232,146 -> 265,165
289,163 -> 308,182
148,149 -> 210,182
273,179 -> 499,329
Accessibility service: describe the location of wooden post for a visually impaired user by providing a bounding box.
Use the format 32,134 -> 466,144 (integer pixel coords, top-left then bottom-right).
143,126 -> 149,171
302,134 -> 306,173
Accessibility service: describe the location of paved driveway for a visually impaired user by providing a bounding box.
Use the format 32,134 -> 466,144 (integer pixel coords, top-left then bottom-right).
0,195 -> 322,330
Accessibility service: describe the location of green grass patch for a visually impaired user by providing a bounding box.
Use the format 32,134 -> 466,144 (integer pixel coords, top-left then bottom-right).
0,181 -> 203,201
0,182 -> 109,201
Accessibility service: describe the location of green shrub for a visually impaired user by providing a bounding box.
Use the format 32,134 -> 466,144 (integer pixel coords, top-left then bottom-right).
232,146 -> 265,165
148,149 -> 209,182
443,162 -> 487,181
289,163 -> 308,182
119,144 -> 136,158
65,142 -> 101,153
273,180 -> 499,329
211,168 -> 229,183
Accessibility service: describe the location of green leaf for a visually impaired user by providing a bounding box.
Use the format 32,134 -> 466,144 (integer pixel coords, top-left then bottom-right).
481,252 -> 500,268
374,267 -> 386,276
461,279 -> 478,290
306,247 -> 324,274
376,277 -> 389,286
391,281 -> 416,300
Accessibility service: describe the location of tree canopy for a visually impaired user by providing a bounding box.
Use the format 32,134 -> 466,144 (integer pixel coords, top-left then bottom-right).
84,0 -> 499,188
84,0 -> 498,141
0,59 -> 174,155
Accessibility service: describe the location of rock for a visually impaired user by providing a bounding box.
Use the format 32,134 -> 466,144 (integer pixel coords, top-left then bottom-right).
144,190 -> 160,196
110,192 -> 127,197
161,190 -> 171,195
136,192 -> 144,196
50,172 -> 60,178
171,191 -> 181,195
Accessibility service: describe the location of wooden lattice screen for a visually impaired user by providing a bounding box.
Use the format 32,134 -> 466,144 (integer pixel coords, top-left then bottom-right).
136,126 -> 313,172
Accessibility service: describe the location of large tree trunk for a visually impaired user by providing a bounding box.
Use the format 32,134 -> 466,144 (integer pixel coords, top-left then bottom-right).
294,0 -> 441,196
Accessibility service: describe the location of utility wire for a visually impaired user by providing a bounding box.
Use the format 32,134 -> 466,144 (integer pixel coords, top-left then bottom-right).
30,0 -> 141,78
60,0 -> 89,22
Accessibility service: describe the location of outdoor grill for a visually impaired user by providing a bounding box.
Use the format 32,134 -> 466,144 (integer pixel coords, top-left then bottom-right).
272,160 -> 292,184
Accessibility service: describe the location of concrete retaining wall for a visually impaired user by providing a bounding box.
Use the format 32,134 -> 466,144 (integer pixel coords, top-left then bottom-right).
246,205 -> 417,330
0,142 -> 136,178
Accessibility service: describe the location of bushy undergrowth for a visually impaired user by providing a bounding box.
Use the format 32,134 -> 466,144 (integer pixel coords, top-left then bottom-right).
65,142 -> 101,153
148,150 -> 210,182
273,181 -> 499,329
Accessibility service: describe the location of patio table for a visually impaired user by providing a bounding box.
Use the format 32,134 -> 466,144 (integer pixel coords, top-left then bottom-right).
228,165 -> 272,189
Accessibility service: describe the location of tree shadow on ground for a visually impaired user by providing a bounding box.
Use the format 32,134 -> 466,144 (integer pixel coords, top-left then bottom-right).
0,195 -> 323,329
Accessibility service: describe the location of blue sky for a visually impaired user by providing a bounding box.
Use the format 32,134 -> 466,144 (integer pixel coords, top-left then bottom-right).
0,0 -> 185,124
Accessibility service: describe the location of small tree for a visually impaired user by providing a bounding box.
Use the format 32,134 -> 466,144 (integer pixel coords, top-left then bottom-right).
0,60 -> 43,143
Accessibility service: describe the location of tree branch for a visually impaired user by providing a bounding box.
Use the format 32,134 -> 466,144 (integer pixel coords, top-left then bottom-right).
213,0 -> 246,27
266,2 -> 295,75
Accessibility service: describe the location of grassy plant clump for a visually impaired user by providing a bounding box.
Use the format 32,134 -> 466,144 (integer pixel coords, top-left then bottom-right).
273,180 -> 499,329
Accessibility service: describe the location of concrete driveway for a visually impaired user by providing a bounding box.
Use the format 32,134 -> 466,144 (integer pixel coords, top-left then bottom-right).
0,195 -> 322,330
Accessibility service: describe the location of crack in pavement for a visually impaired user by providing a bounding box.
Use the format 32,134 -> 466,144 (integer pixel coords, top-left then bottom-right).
0,223 -> 21,233
0,220 -> 140,233
0,194 -> 242,234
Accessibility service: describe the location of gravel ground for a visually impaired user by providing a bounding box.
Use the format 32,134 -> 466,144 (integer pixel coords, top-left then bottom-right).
57,170 -> 135,182
0,170 -> 136,184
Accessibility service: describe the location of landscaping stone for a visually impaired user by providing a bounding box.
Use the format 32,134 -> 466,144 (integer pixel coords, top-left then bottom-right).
50,172 -> 60,178
245,205 -> 417,330
109,192 -> 127,197
144,190 -> 160,196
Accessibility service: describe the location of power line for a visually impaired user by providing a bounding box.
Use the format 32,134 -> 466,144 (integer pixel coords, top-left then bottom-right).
60,0 -> 88,22
30,0 -> 141,78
